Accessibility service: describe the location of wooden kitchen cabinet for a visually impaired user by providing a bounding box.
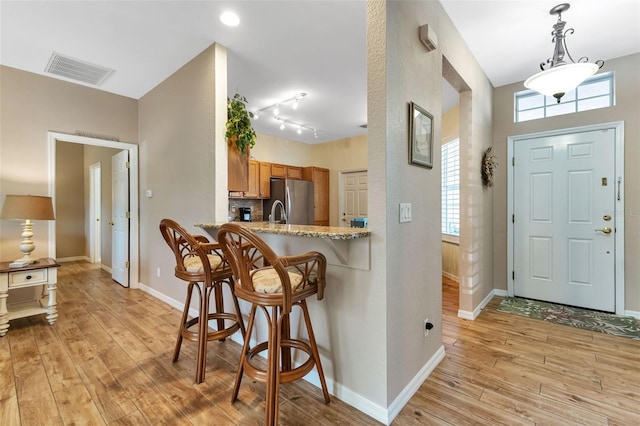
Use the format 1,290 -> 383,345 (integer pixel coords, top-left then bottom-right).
259,162 -> 271,198
287,166 -> 303,180
245,160 -> 259,198
230,160 -> 270,199
303,166 -> 330,226
271,163 -> 303,180
228,143 -> 249,192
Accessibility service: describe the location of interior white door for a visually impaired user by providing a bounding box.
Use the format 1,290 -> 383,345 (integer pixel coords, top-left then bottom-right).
340,170 -> 368,227
513,129 -> 616,311
112,150 -> 129,287
89,162 -> 102,264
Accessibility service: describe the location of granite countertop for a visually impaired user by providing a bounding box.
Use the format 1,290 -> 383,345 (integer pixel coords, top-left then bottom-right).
195,222 -> 370,240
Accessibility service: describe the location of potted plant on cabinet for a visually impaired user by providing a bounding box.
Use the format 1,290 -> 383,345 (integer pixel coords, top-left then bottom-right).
226,93 -> 256,192
226,93 -> 256,154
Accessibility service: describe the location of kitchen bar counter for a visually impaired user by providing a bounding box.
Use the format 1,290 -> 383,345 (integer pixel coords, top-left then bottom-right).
195,222 -> 370,240
196,221 -> 370,270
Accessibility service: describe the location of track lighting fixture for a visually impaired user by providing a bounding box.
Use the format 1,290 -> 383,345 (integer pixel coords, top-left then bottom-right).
274,116 -> 318,137
254,92 -> 307,116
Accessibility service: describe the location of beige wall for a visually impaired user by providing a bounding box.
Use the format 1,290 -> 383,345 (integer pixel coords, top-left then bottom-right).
441,105 -> 460,280
0,65 -> 138,261
83,145 -> 121,267
55,142 -> 85,258
492,53 -> 640,311
138,44 -> 223,302
251,132 -> 313,165
311,135 -> 368,226
442,241 -> 459,281
252,133 -> 368,227
377,0 -> 495,403
442,103 -> 459,144
53,142 -> 120,264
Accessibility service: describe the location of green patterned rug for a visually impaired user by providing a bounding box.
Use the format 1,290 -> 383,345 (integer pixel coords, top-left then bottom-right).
497,297 -> 640,340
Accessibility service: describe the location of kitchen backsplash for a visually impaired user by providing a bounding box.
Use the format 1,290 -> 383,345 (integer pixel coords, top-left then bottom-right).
228,199 -> 263,222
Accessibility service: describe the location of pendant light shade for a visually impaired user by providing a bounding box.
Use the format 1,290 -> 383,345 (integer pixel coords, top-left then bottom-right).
525,3 -> 603,103
525,62 -> 599,101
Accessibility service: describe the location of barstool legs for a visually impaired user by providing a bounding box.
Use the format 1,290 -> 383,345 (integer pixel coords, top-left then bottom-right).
232,301 -> 330,426
173,281 -> 196,362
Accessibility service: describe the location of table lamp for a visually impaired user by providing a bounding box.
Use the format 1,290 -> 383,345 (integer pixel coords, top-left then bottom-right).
1,194 -> 55,268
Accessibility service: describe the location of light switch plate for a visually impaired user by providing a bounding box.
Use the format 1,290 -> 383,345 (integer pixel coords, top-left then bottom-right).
399,203 -> 412,223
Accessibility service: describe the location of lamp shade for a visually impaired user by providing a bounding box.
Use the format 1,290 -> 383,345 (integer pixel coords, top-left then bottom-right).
0,195 -> 55,220
524,62 -> 599,100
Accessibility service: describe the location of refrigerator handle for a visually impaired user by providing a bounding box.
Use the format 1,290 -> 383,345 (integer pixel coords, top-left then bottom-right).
286,186 -> 292,223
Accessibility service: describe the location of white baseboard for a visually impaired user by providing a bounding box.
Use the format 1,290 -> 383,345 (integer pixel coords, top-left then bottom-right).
625,310 -> 640,319
458,288 -> 507,320
101,264 -> 112,274
56,256 -> 90,263
136,281 -> 433,424
386,345 -> 446,424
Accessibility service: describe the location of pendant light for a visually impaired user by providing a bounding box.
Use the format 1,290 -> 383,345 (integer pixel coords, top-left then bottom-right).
524,3 -> 604,103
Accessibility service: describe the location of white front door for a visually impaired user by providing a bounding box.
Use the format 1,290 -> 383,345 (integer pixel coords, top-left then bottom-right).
112,150 -> 129,287
513,129 -> 616,312
340,170 -> 368,227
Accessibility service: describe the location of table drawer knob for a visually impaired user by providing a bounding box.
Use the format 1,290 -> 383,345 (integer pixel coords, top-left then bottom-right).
26,275 -> 32,280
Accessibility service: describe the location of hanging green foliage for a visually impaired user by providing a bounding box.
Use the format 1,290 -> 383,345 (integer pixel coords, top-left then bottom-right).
226,93 -> 256,154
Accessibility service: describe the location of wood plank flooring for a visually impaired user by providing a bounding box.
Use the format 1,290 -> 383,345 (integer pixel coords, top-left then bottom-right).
394,277 -> 640,425
1,264 -> 639,425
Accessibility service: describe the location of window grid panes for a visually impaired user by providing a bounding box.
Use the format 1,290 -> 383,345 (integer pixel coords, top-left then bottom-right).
515,72 -> 614,123
441,139 -> 460,237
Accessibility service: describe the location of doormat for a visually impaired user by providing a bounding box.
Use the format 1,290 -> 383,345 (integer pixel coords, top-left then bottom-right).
497,297 -> 640,340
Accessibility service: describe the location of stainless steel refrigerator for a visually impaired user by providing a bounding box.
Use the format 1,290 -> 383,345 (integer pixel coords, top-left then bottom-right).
263,178 -> 314,225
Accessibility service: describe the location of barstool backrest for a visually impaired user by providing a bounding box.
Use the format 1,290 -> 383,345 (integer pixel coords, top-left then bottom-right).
159,218 -> 229,283
217,223 -> 326,313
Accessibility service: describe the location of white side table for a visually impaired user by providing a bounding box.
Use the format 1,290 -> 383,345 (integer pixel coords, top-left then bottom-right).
0,257 -> 60,336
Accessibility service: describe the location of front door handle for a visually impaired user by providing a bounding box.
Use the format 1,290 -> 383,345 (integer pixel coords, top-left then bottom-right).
596,227 -> 612,234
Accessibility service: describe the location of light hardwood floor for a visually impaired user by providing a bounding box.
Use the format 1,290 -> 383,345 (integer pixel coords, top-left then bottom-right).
1,263 -> 639,425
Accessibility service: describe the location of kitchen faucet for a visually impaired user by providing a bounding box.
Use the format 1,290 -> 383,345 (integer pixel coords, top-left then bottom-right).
269,199 -> 287,224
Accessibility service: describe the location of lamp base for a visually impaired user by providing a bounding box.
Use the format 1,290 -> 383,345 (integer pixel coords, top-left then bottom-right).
9,257 -> 37,268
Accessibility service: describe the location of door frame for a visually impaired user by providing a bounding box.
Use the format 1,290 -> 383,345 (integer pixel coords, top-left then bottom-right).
89,161 -> 102,264
47,132 -> 140,289
507,121 -> 624,315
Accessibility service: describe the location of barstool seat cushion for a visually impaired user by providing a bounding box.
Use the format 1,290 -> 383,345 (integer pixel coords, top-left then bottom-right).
183,254 -> 223,273
250,268 -> 303,294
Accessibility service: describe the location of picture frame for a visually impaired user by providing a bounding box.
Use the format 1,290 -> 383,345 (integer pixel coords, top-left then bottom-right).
408,102 -> 434,168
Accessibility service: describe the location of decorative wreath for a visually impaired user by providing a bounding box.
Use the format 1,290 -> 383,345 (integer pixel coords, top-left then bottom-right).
481,147 -> 498,188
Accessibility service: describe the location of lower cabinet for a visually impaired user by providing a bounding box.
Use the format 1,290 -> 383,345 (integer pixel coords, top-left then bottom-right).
303,166 -> 330,226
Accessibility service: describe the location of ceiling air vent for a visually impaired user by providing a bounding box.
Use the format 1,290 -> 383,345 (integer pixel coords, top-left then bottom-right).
44,52 -> 114,86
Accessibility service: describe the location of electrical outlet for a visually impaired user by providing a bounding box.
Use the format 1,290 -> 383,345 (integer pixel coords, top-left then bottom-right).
156,267 -> 161,278
231,205 -> 237,212
423,318 -> 434,337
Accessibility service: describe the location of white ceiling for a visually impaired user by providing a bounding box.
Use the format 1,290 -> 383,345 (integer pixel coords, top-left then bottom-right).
1,1 -> 638,144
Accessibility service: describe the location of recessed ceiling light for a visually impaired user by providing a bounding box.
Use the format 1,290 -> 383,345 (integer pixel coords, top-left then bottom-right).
220,11 -> 240,27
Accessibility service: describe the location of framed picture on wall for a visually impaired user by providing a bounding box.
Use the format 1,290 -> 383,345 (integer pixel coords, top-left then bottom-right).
409,102 -> 433,168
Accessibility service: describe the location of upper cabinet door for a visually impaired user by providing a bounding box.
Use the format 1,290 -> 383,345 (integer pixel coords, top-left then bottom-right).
228,144 -> 249,192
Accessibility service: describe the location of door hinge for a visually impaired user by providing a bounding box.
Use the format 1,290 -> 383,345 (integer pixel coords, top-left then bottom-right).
125,261 -> 130,269
512,157 -> 515,166
126,211 -> 130,219
512,271 -> 515,280
512,214 -> 515,223
125,161 -> 130,168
